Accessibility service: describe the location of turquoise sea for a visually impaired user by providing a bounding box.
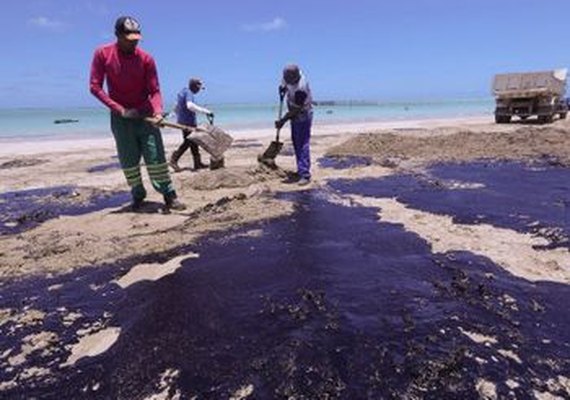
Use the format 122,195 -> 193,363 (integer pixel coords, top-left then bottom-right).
0,98 -> 494,140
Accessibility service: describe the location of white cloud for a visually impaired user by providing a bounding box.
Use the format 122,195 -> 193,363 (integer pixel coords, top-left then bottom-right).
27,16 -> 67,31
242,17 -> 287,32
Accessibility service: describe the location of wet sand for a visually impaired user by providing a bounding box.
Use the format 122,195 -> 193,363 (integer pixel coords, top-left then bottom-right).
1,116 -> 569,398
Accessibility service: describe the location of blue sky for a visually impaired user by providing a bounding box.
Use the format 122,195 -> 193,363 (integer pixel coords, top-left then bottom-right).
1,0 -> 570,108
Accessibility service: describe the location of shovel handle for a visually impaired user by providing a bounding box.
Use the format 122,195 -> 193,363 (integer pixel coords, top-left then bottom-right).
275,97 -> 285,142
277,96 -> 284,120
144,117 -> 204,133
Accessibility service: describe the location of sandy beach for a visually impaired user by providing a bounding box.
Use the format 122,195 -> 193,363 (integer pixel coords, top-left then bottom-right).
1,115 -> 569,398
6,0 -> 570,396
1,115 -> 568,281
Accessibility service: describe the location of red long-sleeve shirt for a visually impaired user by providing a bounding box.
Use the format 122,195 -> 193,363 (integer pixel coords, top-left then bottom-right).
89,43 -> 163,116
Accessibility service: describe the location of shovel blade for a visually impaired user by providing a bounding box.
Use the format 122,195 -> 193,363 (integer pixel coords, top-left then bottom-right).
191,125 -> 233,160
259,140 -> 283,164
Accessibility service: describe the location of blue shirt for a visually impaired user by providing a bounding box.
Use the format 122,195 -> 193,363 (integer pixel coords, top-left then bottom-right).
175,87 -> 197,126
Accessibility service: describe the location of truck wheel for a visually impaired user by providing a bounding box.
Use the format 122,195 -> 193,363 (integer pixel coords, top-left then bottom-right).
495,115 -> 511,124
538,115 -> 553,124
560,113 -> 567,120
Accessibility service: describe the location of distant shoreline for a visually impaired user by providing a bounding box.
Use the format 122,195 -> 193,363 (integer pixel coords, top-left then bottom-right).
0,99 -> 494,140
0,97 -> 493,111
0,115 -> 492,156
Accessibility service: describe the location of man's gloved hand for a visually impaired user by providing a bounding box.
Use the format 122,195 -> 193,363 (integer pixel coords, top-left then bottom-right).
206,111 -> 215,125
122,108 -> 140,119
147,114 -> 166,127
278,85 -> 287,99
275,118 -> 286,130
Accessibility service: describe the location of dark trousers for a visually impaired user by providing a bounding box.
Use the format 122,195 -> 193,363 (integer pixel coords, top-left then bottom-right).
291,114 -> 312,179
171,129 -> 203,167
110,114 -> 175,201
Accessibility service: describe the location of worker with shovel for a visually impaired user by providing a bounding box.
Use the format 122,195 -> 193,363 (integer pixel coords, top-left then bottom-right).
169,78 -> 213,172
274,64 -> 313,185
89,16 -> 186,211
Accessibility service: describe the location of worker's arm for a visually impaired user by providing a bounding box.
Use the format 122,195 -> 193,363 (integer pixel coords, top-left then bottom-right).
89,49 -> 125,115
186,100 -> 213,117
275,90 -> 308,129
145,56 -> 163,117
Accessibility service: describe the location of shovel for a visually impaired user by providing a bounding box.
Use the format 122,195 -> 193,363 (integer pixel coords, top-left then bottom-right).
145,117 -> 233,161
258,95 -> 285,167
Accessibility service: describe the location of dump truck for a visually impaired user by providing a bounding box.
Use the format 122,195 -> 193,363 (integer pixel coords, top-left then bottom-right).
492,69 -> 568,123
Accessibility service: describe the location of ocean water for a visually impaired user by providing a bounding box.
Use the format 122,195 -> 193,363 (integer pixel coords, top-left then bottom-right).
0,98 -> 494,140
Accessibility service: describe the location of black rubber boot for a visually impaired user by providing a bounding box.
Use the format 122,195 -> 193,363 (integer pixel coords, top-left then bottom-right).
190,142 -> 208,170
209,157 -> 225,170
169,145 -> 186,172
130,197 -> 146,211
163,193 -> 186,211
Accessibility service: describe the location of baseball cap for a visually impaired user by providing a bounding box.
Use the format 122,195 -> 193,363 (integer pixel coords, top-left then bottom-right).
115,16 -> 142,40
189,78 -> 205,90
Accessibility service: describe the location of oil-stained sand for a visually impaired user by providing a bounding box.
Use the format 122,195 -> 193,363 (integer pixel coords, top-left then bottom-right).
1,119 -> 570,398
1,183 -> 569,398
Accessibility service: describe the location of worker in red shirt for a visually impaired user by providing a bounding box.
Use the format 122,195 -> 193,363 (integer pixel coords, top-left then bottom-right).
90,16 -> 185,211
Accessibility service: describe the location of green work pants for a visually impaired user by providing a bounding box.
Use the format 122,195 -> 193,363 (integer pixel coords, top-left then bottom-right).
110,114 -> 176,201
